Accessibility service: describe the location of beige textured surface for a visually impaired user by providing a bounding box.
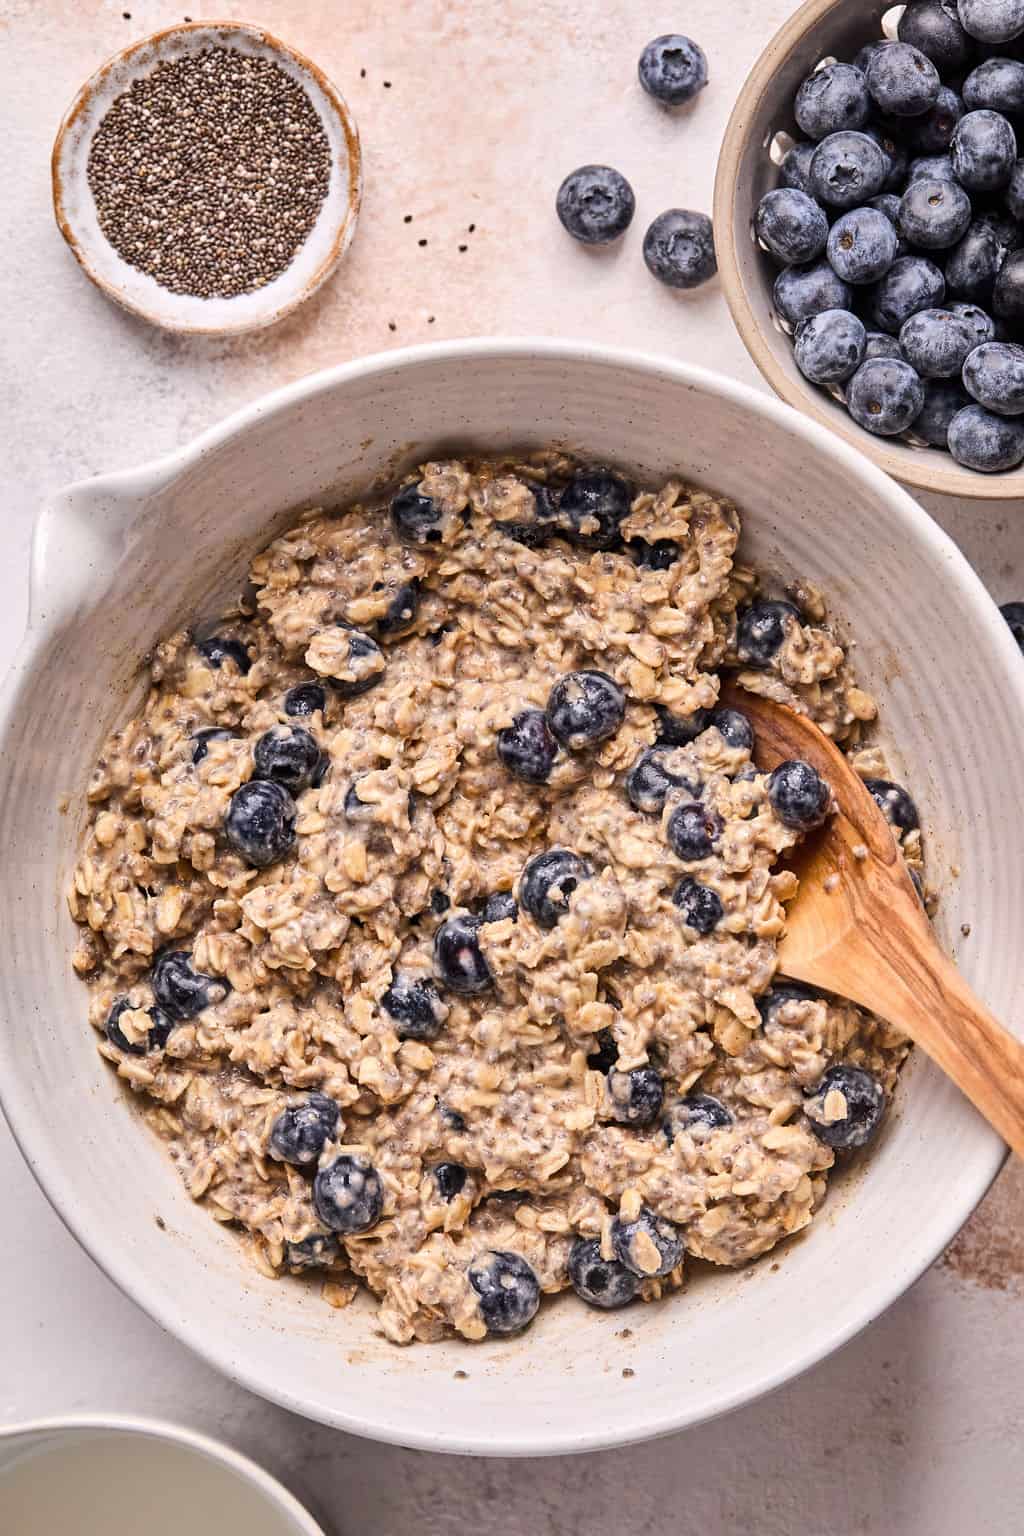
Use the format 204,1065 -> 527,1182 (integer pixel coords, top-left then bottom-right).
2,0 -> 1024,1529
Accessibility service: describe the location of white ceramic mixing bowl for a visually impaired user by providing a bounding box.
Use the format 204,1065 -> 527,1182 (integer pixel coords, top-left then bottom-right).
0,341 -> 1018,1455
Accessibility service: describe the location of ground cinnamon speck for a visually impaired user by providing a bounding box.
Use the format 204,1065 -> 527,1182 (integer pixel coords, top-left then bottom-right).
86,47 -> 331,300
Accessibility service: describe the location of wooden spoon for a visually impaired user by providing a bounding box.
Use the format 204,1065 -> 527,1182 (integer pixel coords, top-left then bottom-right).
720,682 -> 1024,1158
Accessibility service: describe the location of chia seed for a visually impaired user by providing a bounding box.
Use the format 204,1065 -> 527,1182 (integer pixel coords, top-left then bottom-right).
86,47 -> 332,300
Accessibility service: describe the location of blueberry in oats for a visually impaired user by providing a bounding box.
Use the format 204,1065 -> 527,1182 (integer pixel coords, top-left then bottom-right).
433,913 -> 493,994
805,1065 -> 887,1150
434,1163 -> 468,1201
322,626 -> 386,698
285,1233 -> 341,1271
666,802 -> 724,862
656,704 -> 711,745
283,681 -> 327,717
736,600 -> 802,666
546,669 -> 626,748
481,891 -> 518,924
864,778 -> 921,832
497,708 -> 560,784
253,725 -> 323,793
629,537 -> 682,570
607,1066 -> 664,1127
707,707 -> 754,751
519,848 -> 593,929
468,1250 -> 541,1334
766,759 -> 832,830
224,778 -> 297,867
191,726 -> 235,764
390,481 -> 445,544
626,747 -> 701,814
378,581 -> 421,638
556,165 -> 635,245
269,1093 -> 341,1166
611,1207 -> 684,1278
558,468 -> 633,549
663,1094 -> 733,1143
314,1155 -> 384,1234
568,1238 -> 639,1310
757,981 -> 820,1025
151,950 -> 226,1021
673,877 -> 724,935
196,634 -> 251,674
382,973 -> 447,1041
638,33 -> 708,106
105,997 -> 175,1055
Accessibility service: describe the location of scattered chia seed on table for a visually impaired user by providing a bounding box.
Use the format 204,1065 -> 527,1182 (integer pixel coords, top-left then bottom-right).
86,47 -> 332,299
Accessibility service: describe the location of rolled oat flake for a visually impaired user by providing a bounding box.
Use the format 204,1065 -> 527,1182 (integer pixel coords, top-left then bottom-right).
86,47 -> 331,299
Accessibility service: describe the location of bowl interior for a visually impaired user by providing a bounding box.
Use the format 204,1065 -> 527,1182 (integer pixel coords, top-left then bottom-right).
52,22 -> 361,335
0,344 -> 1015,1454
714,0 -> 1024,498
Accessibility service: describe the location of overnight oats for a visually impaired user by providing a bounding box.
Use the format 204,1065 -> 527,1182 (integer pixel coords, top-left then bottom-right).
68,456 -> 925,1344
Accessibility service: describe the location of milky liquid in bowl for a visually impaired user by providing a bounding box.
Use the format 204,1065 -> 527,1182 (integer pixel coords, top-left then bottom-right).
0,1429 -> 317,1536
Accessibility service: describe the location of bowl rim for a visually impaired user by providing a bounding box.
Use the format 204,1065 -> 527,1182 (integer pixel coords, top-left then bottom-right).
0,338 -> 1010,1454
0,1412 -> 325,1533
712,0 -> 1024,500
50,18 -> 363,336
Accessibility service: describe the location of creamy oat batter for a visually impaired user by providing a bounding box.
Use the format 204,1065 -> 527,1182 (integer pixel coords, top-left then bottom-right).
69,456 -> 919,1344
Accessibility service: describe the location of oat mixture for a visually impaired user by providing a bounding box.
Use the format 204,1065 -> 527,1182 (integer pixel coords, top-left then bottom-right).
69,456 -> 922,1344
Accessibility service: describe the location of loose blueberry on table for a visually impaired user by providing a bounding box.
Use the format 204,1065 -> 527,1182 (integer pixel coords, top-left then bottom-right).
556,165 -> 635,245
637,33 -> 708,106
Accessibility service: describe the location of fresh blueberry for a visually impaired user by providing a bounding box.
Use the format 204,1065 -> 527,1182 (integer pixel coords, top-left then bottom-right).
519,848 -> 593,929
467,1250 -> 541,1334
780,141 -> 818,195
568,1237 -> 639,1310
773,259 -> 853,327
497,708 -> 560,785
708,707 -> 754,750
253,725 -> 322,793
864,330 -> 905,359
805,1064 -> 886,1150
558,468 -> 633,549
390,481 -> 444,545
899,177 -> 972,249
1004,157 -> 1024,219
757,980 -> 819,1024
866,41 -> 941,115
433,913 -> 493,994
909,85 -> 964,151
382,973 -> 446,1040
642,209 -> 717,289
607,1066 -> 664,1127
736,599 -> 802,664
626,746 -> 701,814
191,726 -> 234,764
285,1233 -> 340,1270
611,1206 -> 684,1277
313,1155 -> 384,1234
628,538 -> 681,570
994,247 -> 1024,321
105,997 -> 175,1055
269,1093 -> 341,1166
951,109 -> 1017,190
434,1162 -> 468,1201
868,191 -> 904,226
663,1093 -> 733,1143
853,41 -> 894,75
587,1029 -> 619,1073
863,777 -> 921,832
963,55 -> 1024,111
766,758 -> 832,829
556,165 -> 636,245
755,188 -> 829,266
656,704 -> 711,745
963,340 -> 1024,411
945,222 -> 1002,304
899,0 -> 976,73
151,950 -> 226,1021
324,627 -> 386,699
794,61 -> 871,139
546,669 -> 626,749
957,0 -> 1024,44
826,208 -> 898,285
810,131 -> 888,207
846,356 -> 926,433
977,209 -> 1024,261
377,581 -> 420,638
948,400 -> 1024,465
637,34 -> 708,106
913,379 -> 971,442
1001,600 -> 1024,650
672,876 -> 724,934
196,634 -> 252,674
947,300 -> 997,343
864,125 -> 910,193
906,150 -> 957,182
224,779 -> 296,867
666,801 -> 724,861
899,307 -> 975,376
481,891 -> 518,924
283,682 -> 327,717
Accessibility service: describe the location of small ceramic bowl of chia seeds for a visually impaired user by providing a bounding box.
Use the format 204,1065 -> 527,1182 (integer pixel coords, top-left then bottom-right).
51,21 -> 362,334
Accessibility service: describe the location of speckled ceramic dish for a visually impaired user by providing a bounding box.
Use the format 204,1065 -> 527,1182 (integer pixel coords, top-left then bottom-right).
51,21 -> 361,335
0,341 -> 1016,1454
